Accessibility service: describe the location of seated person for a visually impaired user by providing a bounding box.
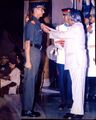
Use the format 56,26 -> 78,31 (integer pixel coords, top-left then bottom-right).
0,58 -> 21,96
8,58 -> 21,94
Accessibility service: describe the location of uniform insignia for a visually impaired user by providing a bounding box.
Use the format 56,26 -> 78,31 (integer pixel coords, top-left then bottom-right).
31,20 -> 35,25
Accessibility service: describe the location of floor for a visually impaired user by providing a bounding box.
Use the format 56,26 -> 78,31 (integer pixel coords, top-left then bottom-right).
0,87 -> 96,120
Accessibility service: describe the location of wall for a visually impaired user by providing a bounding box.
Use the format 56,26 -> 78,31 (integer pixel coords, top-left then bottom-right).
52,0 -> 72,25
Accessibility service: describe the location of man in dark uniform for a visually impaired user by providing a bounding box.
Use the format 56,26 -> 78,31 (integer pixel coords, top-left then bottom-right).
22,3 -> 46,117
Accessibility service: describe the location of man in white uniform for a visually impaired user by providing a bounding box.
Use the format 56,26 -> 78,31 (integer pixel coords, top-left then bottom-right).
49,8 -> 87,119
62,8 -> 87,119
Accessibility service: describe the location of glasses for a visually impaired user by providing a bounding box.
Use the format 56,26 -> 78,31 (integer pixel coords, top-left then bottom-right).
63,13 -> 68,16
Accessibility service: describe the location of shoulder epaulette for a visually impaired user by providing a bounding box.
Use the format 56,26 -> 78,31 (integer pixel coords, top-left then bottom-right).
31,20 -> 36,25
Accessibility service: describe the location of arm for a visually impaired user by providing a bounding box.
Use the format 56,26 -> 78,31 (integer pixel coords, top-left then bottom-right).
3,76 -> 10,80
49,24 -> 79,40
24,40 -> 32,69
24,22 -> 34,69
41,23 -> 50,33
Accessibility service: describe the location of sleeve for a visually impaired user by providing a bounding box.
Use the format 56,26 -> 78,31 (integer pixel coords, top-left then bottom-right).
10,69 -> 21,86
15,70 -> 20,86
56,26 -> 59,30
24,22 -> 35,41
49,24 -> 79,40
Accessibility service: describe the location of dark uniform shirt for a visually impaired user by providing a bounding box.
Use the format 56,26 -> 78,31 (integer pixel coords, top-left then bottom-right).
24,16 -> 43,46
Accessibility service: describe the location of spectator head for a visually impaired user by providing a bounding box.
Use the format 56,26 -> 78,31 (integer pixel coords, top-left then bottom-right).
9,58 -> 17,69
90,7 -> 95,18
70,9 -> 82,22
0,56 -> 9,64
90,7 -> 95,23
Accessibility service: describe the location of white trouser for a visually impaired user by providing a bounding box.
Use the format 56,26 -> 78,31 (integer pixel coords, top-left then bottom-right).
65,51 -> 87,115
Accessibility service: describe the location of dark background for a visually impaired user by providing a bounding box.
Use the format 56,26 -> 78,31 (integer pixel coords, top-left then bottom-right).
0,0 -> 24,52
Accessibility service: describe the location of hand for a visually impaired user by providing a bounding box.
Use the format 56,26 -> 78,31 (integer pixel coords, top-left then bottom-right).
25,61 -> 32,69
87,25 -> 92,32
41,23 -> 50,33
60,41 -> 64,47
55,40 -> 64,47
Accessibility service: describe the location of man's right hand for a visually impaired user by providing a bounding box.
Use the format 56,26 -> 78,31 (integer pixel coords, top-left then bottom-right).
25,61 -> 32,69
55,40 -> 64,47
41,23 -> 51,33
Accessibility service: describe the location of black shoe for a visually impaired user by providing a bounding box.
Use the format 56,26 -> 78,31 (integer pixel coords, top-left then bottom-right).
63,113 -> 83,120
22,110 -> 33,117
58,104 -> 66,110
31,111 -> 41,117
22,110 -> 40,117
63,113 -> 75,119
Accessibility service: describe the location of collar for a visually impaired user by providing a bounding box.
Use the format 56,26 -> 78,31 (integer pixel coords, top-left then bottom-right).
30,16 -> 37,21
64,23 -> 70,27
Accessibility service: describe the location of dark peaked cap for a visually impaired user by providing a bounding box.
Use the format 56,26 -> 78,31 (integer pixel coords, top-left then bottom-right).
31,2 -> 46,9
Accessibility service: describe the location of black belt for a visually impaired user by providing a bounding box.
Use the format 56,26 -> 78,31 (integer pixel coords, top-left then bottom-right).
30,43 -> 41,49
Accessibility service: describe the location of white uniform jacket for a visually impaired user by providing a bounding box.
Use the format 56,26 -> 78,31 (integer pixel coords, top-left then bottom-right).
64,22 -> 87,115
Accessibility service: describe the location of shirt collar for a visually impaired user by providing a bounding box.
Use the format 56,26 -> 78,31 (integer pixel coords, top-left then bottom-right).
29,16 -> 38,22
